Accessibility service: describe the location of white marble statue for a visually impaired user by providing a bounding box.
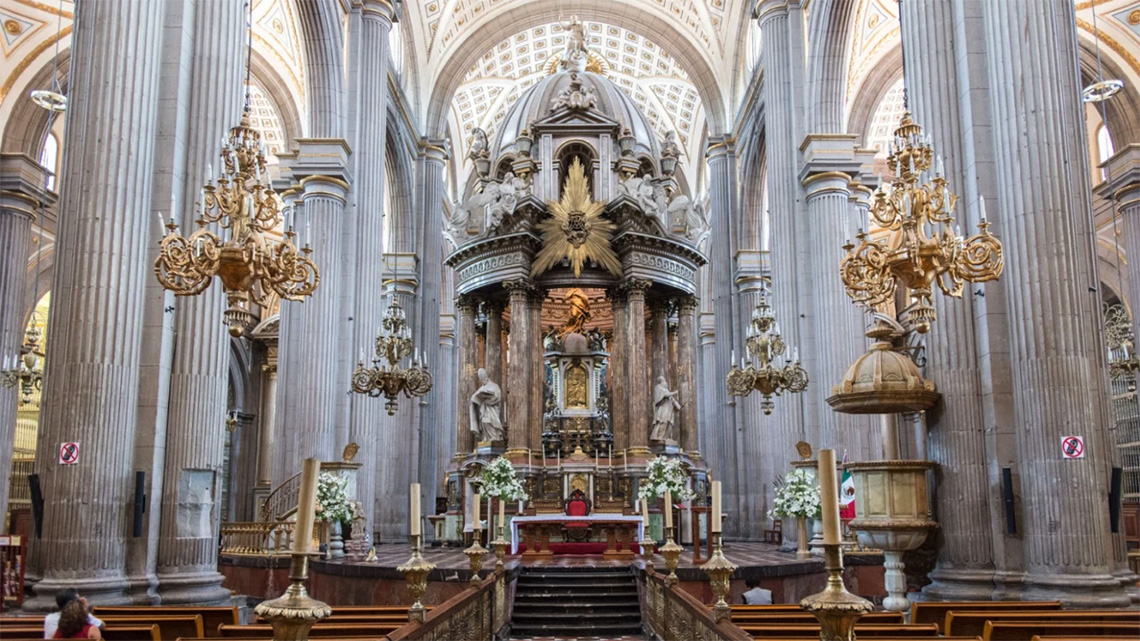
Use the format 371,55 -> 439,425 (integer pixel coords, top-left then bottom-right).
469,127 -> 488,158
667,194 -> 710,241
469,368 -> 504,442
560,15 -> 589,70
619,175 -> 667,220
662,131 -> 681,158
649,376 -> 681,442
447,173 -> 530,239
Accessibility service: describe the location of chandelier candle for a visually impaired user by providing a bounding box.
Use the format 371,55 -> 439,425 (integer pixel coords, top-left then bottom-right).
293,458 -> 321,554
410,483 -> 421,537
818,449 -> 841,545
711,480 -> 722,533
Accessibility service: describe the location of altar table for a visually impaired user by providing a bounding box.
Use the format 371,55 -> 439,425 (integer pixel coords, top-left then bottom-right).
510,514 -> 645,557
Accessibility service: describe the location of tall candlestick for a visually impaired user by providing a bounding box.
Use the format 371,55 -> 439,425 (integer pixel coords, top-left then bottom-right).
818,449 -> 842,545
664,490 -> 673,528
623,450 -> 628,471
292,458 -> 320,554
410,483 -> 421,536
640,498 -> 649,527
711,480 -> 722,533
473,492 -> 481,527
556,450 -> 561,470
498,497 -> 505,531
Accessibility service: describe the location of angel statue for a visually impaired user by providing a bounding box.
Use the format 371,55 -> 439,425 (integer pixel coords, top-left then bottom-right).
559,14 -> 589,69
487,172 -> 528,230
619,176 -> 667,220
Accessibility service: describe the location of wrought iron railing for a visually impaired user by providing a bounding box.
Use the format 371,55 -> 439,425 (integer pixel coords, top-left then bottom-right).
259,471 -> 301,522
7,458 -> 33,509
382,569 -> 513,641
219,521 -> 296,556
640,568 -> 751,641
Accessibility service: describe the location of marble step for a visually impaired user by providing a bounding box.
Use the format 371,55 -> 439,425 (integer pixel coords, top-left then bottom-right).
512,599 -> 641,612
513,583 -> 639,596
511,621 -> 644,637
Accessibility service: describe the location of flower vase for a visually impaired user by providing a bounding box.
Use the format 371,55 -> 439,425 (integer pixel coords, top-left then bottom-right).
329,520 -> 345,559
796,517 -> 810,559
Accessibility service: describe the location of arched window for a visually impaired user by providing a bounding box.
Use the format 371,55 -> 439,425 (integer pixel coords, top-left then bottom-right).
1097,125 -> 1114,181
556,142 -> 597,198
39,133 -> 59,191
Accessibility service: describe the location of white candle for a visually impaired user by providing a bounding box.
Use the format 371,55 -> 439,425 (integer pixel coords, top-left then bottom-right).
623,450 -> 628,471
292,458 -> 321,554
979,195 -> 988,224
711,480 -> 722,533
557,450 -> 561,470
819,449 -> 842,545
410,482 -> 421,536
640,498 -> 649,528
473,492 -> 481,528
157,210 -> 165,230
498,496 -> 505,531
664,490 -> 673,528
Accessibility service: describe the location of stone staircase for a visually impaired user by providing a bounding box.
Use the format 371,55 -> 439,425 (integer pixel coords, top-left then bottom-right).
510,566 -> 643,638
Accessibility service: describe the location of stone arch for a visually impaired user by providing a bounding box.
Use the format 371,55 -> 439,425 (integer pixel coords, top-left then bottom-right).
806,0 -> 858,132
250,49 -> 305,146
1098,237 -> 1129,315
423,0 -> 729,140
293,0 -> 346,137
384,103 -> 417,254
1077,46 -> 1140,147
845,42 -> 903,141
2,50 -> 70,157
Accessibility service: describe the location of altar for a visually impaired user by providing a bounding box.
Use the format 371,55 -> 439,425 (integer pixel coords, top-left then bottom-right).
510,514 -> 644,557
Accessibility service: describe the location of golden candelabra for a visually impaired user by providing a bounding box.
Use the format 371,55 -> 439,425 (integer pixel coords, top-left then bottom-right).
839,112 -> 1003,333
464,528 -> 489,584
1,325 -> 44,406
1105,304 -> 1140,392
699,532 -> 737,623
726,287 -> 808,414
660,525 -> 683,587
800,543 -> 873,641
155,108 -> 319,337
397,534 -> 435,622
253,551 -> 332,641
350,295 -> 433,415
491,521 -> 509,571
638,538 -> 656,571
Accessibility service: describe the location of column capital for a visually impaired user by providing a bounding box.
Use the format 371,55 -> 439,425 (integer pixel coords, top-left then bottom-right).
481,298 -> 506,316
618,278 -> 653,299
356,0 -> 395,24
797,134 -> 865,186
1098,143 -> 1140,206
503,278 -> 536,296
420,138 -> 450,164
456,293 -> 481,313
0,153 -> 56,221
283,138 -> 354,192
753,0 -> 791,24
705,136 -> 736,161
675,294 -> 698,314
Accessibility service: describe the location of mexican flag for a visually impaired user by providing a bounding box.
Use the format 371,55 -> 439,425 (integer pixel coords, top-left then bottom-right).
839,454 -> 856,520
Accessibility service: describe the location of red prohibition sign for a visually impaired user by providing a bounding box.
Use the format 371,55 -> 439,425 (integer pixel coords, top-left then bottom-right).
1061,436 -> 1084,458
59,442 -> 79,465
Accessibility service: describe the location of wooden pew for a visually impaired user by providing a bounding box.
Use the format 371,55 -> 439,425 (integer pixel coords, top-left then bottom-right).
94,606 -> 238,636
0,627 -> 48,640
755,638 -> 980,641
102,625 -> 162,641
731,611 -> 905,624
910,600 -> 1062,630
1031,637 -> 1140,641
984,621 -> 1140,641
730,604 -> 808,612
99,614 -> 204,640
736,623 -> 940,637
218,623 -> 401,638
181,638 -> 385,641
946,610 -> 1140,637
0,617 -> 44,627
255,615 -> 409,626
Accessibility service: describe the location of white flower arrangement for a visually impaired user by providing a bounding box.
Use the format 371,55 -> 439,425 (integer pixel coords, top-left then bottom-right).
479,457 -> 529,501
637,456 -> 693,502
767,468 -> 821,520
315,472 -> 353,523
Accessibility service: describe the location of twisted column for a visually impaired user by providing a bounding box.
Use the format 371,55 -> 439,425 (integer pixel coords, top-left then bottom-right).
625,281 -> 651,449
27,0 -> 165,608
505,281 -> 531,449
898,0 -> 998,600
156,0 -> 245,604
0,157 -> 50,524
982,0 -> 1128,606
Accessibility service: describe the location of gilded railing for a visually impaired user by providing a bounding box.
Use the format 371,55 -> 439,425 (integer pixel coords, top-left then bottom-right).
382,569 -> 513,641
640,568 -> 752,641
260,472 -> 301,521
7,458 -> 34,509
219,521 -> 296,556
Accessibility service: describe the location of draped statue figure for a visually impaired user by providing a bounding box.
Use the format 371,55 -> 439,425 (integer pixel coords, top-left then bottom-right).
469,368 -> 504,442
649,376 -> 681,442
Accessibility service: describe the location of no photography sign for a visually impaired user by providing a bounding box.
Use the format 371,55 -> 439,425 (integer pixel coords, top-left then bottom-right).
58,442 -> 80,465
1061,435 -> 1084,459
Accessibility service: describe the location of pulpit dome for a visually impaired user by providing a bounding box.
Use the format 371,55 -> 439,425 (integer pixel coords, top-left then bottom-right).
492,70 -> 661,161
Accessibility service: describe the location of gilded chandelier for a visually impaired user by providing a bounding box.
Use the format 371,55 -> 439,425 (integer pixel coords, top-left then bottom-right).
726,287 -> 808,415
840,113 -> 1003,333
1,324 -> 44,406
351,295 -> 433,415
154,109 -> 319,337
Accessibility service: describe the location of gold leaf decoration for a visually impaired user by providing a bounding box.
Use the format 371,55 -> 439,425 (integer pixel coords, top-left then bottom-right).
531,157 -> 623,278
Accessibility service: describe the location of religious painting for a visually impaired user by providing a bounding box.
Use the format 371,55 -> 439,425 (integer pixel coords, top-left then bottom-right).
564,361 -> 589,408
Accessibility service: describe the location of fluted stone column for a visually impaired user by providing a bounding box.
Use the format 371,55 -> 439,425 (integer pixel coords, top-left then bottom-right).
677,296 -> 700,454
981,0 -> 1128,606
626,281 -> 651,448
528,289 -> 545,451
256,363 -> 278,487
650,300 -> 670,389
270,188 -> 301,487
347,0 -> 394,538
898,0 -> 999,601
154,0 -> 244,604
0,156 -> 49,524
505,281 -> 531,449
610,290 -> 629,450
1101,145 -> 1140,350
26,0 -> 164,608
457,296 -> 478,453
485,301 -> 504,388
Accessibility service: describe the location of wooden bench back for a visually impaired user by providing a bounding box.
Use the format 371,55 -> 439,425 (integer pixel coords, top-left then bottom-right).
730,604 -> 806,612
256,615 -> 409,625
0,627 -> 48,640
327,606 -> 421,613
102,625 -> 162,641
1031,637 -> 1140,641
181,638 -> 388,641
753,638 -> 981,641
99,614 -> 204,639
946,610 -> 1140,637
94,606 -> 238,635
985,621 -> 1140,641
910,601 -> 1062,628
735,623 -> 940,637
219,623 -> 401,638
731,611 -> 905,624
0,617 -> 44,627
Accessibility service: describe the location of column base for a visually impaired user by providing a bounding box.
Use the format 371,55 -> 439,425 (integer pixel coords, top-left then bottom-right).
1112,567 -> 1140,604
25,576 -> 133,612
1021,571 -> 1133,608
156,570 -> 233,605
921,567 -> 998,601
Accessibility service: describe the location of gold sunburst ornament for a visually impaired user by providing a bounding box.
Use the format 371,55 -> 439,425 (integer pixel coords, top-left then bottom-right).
532,157 -> 622,278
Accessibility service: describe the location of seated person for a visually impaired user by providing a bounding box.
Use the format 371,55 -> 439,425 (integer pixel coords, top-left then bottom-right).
51,600 -> 102,639
742,577 -> 773,605
45,589 -> 104,639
